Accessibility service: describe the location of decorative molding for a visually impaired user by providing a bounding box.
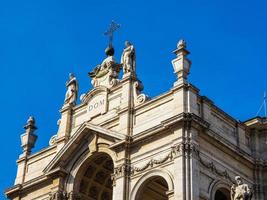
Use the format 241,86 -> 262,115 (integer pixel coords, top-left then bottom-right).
49,191 -> 81,200
130,142 -> 199,176
113,163 -> 131,178
198,157 -> 233,182
182,112 -> 210,129
49,191 -> 68,200
111,163 -> 131,186
80,86 -> 109,104
131,153 -> 173,174
133,80 -> 149,106
131,145 -> 183,175
130,140 -> 234,183
194,149 -> 234,183
49,135 -> 58,146
179,140 -> 235,183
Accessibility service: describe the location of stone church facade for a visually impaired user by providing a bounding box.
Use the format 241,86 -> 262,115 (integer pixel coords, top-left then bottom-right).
5,39 -> 266,200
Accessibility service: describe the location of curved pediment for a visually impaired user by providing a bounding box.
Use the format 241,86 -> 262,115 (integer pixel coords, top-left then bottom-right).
80,86 -> 109,120
81,86 -> 109,104
43,122 -> 126,175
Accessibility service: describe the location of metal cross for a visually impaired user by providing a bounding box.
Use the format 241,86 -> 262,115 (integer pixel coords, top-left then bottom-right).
104,20 -> 120,47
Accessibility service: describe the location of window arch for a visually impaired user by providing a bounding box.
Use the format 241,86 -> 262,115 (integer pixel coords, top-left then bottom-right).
210,181 -> 231,200
130,169 -> 174,200
75,153 -> 114,200
214,188 -> 231,200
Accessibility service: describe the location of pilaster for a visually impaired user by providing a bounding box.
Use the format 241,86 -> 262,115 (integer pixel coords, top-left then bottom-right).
112,162 -> 131,200
173,122 -> 200,200
56,104 -> 73,151
117,74 -> 135,135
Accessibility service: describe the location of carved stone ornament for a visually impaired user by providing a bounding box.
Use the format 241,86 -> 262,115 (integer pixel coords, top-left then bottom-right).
114,163 -> 132,178
231,176 -> 253,200
49,191 -> 80,200
49,191 -> 68,200
133,80 -> 149,106
131,152 -> 174,175
49,134 -> 57,146
89,46 -> 122,88
177,140 -> 233,182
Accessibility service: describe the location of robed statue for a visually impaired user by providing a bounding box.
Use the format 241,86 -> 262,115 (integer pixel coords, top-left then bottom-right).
121,41 -> 136,74
231,176 -> 252,200
64,73 -> 78,105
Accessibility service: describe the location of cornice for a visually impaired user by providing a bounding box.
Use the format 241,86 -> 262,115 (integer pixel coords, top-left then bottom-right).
132,113 -> 210,144
5,175 -> 50,198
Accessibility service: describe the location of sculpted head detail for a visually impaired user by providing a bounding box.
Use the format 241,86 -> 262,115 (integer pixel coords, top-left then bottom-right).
69,73 -> 74,79
235,176 -> 243,186
125,40 -> 131,47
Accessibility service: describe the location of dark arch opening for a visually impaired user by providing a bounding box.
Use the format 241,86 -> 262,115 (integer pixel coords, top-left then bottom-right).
215,188 -> 231,200
136,176 -> 169,200
78,153 -> 114,200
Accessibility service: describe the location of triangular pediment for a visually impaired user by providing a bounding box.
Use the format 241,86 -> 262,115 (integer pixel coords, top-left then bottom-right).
44,122 -> 126,174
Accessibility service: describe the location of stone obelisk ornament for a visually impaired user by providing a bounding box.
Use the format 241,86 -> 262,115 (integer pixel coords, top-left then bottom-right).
121,40 -> 136,75
64,73 -> 78,106
231,176 -> 253,200
88,21 -> 122,88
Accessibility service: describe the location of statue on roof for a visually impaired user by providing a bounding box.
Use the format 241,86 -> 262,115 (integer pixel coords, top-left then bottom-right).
231,176 -> 252,200
121,41 -> 136,75
64,73 -> 78,106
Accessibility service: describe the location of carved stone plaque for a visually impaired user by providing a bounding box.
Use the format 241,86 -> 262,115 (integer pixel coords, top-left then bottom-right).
87,93 -> 108,119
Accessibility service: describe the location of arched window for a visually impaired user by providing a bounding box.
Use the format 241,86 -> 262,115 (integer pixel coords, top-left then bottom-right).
136,176 -> 169,200
77,153 -> 114,200
214,188 -> 231,200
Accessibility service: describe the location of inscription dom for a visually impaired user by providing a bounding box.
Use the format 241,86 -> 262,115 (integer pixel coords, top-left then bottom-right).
87,95 -> 107,119
88,99 -> 105,112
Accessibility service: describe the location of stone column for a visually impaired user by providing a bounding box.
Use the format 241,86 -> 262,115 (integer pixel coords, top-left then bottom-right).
188,128 -> 200,200
173,155 -> 185,200
173,125 -> 200,200
112,163 -> 131,200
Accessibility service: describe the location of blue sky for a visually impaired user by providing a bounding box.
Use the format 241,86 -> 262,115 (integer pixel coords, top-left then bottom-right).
0,0 -> 266,198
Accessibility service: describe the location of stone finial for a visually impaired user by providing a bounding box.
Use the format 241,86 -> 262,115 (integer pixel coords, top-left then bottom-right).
20,116 -> 38,156
24,116 -> 37,130
231,176 -> 253,200
172,39 -> 191,86
177,39 -> 186,49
